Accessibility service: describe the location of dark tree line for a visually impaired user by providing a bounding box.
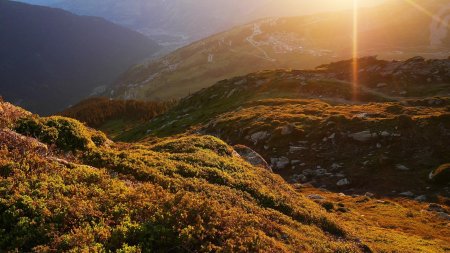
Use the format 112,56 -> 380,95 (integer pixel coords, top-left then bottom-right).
59,97 -> 176,127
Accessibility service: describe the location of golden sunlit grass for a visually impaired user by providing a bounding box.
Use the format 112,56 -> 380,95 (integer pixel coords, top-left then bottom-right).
302,187 -> 450,253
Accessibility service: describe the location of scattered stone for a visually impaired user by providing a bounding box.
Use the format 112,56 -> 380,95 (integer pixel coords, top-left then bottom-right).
0,129 -> 48,155
234,78 -> 247,85
226,88 -> 238,98
233,145 -> 271,172
428,203 -> 445,212
348,131 -> 375,142
270,157 -> 290,170
336,178 -> 350,186
396,164 -> 410,171
308,194 -> 325,200
414,195 -> 427,202
291,160 -> 302,165
331,163 -> 342,170
280,124 -> 294,135
377,82 -> 388,88
399,191 -> 415,197
291,174 -> 307,183
437,212 -> 450,220
289,146 -> 306,153
250,131 -> 269,144
365,192 -> 375,198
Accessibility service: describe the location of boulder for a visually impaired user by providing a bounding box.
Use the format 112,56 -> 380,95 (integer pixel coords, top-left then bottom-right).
414,195 -> 427,202
336,178 -> 350,186
0,129 -> 48,155
250,131 -> 270,144
429,163 -> 450,185
348,131 -> 375,142
270,157 -> 290,170
233,145 -> 271,172
437,212 -> 450,221
395,164 -> 410,171
289,146 -> 307,153
280,124 -> 294,135
399,191 -> 415,197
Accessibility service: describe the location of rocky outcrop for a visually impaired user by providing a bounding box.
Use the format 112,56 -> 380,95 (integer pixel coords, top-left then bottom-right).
0,128 -> 48,155
319,56 -> 450,87
233,145 -> 272,172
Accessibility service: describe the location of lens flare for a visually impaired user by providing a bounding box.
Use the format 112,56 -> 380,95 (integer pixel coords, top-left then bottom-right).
403,0 -> 447,26
352,0 -> 359,101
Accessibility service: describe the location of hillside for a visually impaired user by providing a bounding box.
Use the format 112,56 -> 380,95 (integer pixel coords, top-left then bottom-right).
115,57 -> 450,199
0,1 -> 159,115
110,0 -> 450,101
1,92 -> 450,251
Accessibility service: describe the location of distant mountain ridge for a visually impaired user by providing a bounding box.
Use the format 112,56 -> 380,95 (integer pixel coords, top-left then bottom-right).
0,0 -> 159,115
42,0 -> 384,49
110,0 -> 450,102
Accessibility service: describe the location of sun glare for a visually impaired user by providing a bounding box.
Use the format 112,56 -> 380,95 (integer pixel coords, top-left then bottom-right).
352,0 -> 359,101
403,0 -> 450,30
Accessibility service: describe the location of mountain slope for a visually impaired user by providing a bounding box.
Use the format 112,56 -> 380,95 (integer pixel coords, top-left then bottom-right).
110,0 -> 450,102
2,90 -> 450,252
0,100 -> 365,252
0,0 -> 159,115
115,57 -> 450,198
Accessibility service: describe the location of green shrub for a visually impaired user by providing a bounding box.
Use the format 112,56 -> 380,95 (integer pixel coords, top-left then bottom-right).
15,116 -> 107,151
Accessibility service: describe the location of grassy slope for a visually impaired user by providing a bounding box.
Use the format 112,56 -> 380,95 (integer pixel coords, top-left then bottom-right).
0,101 -> 365,252
117,69 -> 393,140
1,98 -> 449,251
114,62 -> 450,197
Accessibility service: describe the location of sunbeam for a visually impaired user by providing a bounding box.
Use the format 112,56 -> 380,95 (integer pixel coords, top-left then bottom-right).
352,0 -> 359,101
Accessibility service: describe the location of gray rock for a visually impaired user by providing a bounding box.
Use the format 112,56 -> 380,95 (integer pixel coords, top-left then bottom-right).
289,146 -> 307,153
365,192 -> 375,198
250,131 -> 269,144
348,131 -> 375,142
271,157 -> 290,170
396,164 -> 410,171
280,124 -> 294,135
437,212 -> 450,220
336,178 -> 350,186
291,174 -> 307,183
233,145 -> 271,172
291,160 -> 302,165
414,195 -> 427,202
399,191 -> 415,197
314,169 -> 327,176
428,203 -> 445,212
308,194 -> 325,200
